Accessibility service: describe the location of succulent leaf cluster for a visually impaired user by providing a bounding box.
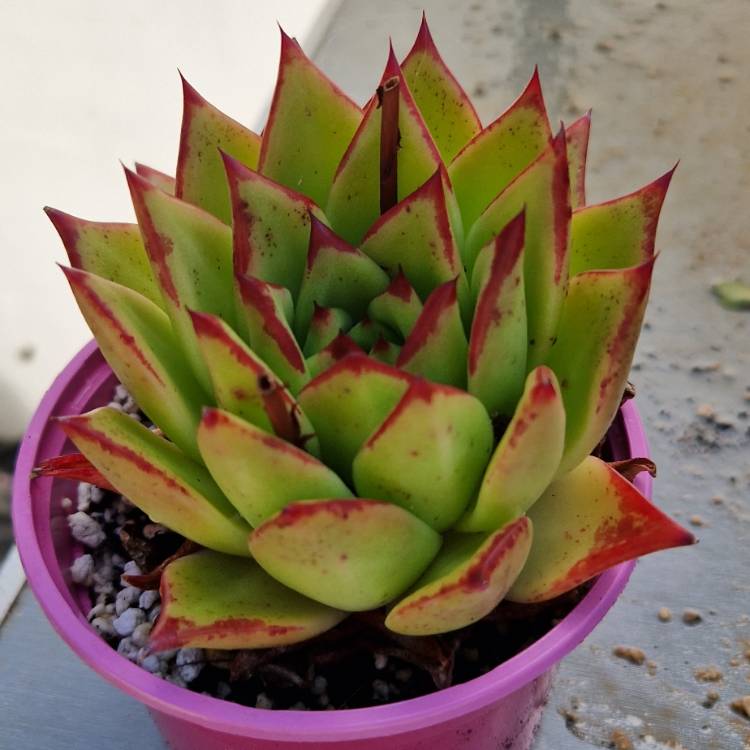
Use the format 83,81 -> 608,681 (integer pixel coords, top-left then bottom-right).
42,18 -> 694,651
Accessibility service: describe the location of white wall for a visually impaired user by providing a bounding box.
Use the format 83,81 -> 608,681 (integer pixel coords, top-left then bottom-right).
0,0 -> 334,440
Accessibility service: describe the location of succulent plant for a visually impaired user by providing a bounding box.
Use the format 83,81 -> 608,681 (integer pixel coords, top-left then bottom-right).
40,18 -> 694,653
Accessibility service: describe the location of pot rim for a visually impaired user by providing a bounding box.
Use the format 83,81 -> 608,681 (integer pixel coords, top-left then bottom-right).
12,340 -> 644,742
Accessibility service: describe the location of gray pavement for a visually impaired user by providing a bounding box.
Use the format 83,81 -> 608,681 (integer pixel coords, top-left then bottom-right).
3,1 -> 750,748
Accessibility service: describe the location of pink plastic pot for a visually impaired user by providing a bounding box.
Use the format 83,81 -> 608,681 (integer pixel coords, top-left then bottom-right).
13,341 -> 649,749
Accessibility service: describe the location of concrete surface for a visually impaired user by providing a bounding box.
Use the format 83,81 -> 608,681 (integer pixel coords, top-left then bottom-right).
2,0 -> 749,748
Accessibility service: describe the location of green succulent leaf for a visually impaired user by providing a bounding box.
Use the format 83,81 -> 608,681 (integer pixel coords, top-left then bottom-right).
150,550 -> 346,651
457,366 -> 565,533
546,258 -> 655,475
449,70 -> 552,232
45,208 -> 162,308
367,270 -> 423,339
258,30 -> 362,207
396,279 -> 468,388
303,305 -> 353,356
59,407 -> 251,556
125,168 -> 235,392
466,129 -> 571,367
225,153 -> 322,299
249,499 -> 442,611
306,333 -> 363,379
468,210 -> 527,416
135,163 -> 176,194
568,168 -> 674,276
347,317 -> 394,351
712,280 -> 750,310
360,169 -> 469,318
352,379 -> 493,531
61,267 -> 206,460
235,274 -> 309,395
175,76 -> 261,223
298,354 -> 413,482
400,16 -> 482,163
325,50 -> 442,245
197,408 -> 349,527
565,112 -> 591,210
508,457 -> 695,603
294,217 -> 390,341
190,310 -> 318,454
385,517 -> 532,635
370,337 -> 400,365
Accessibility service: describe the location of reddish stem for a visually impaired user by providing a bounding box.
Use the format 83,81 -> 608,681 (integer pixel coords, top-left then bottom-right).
377,76 -> 400,215
258,374 -> 303,446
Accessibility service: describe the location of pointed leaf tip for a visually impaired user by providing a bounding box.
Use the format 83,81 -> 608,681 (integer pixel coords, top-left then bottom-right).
509,456 -> 696,603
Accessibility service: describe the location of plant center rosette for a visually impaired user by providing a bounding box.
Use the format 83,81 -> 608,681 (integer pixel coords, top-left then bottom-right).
37,16 -> 694,704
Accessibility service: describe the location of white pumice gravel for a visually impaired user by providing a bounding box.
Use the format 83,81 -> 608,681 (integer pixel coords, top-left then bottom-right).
311,676 -> 328,695
140,654 -> 162,673
115,586 -> 142,615
372,679 -> 390,700
139,589 -> 159,610
77,482 -> 103,512
70,553 -> 95,586
68,511 -> 106,548
113,607 -> 146,637
131,622 -> 153,648
91,616 -> 116,637
374,653 -> 388,670
117,636 -> 139,662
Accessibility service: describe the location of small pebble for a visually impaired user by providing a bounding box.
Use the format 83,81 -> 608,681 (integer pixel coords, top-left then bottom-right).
374,653 -> 388,670
216,682 -> 232,700
148,605 -> 162,624
646,660 -> 658,676
61,497 -> 73,512
176,662 -> 203,683
395,668 -> 413,683
730,696 -> 750,719
113,607 -> 146,637
610,729 -> 633,750
91,616 -> 115,637
68,511 -> 106,548
176,648 -> 204,667
311,676 -> 328,696
116,586 -> 142,615
87,603 -> 106,621
140,654 -> 162,674
131,622 -> 152,648
657,607 -> 672,622
613,646 -> 646,665
696,404 -> 715,419
689,515 -> 705,527
139,590 -> 160,610
702,690 -> 720,709
694,666 -> 723,683
691,361 -> 721,373
143,523 -> 168,539
256,693 -> 274,709
121,560 -> 142,582
683,608 -> 703,625
372,679 -> 390,700
70,554 -> 95,586
117,637 -> 139,662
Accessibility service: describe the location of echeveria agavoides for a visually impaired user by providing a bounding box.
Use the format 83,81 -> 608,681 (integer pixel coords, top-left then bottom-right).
43,17 -> 693,651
